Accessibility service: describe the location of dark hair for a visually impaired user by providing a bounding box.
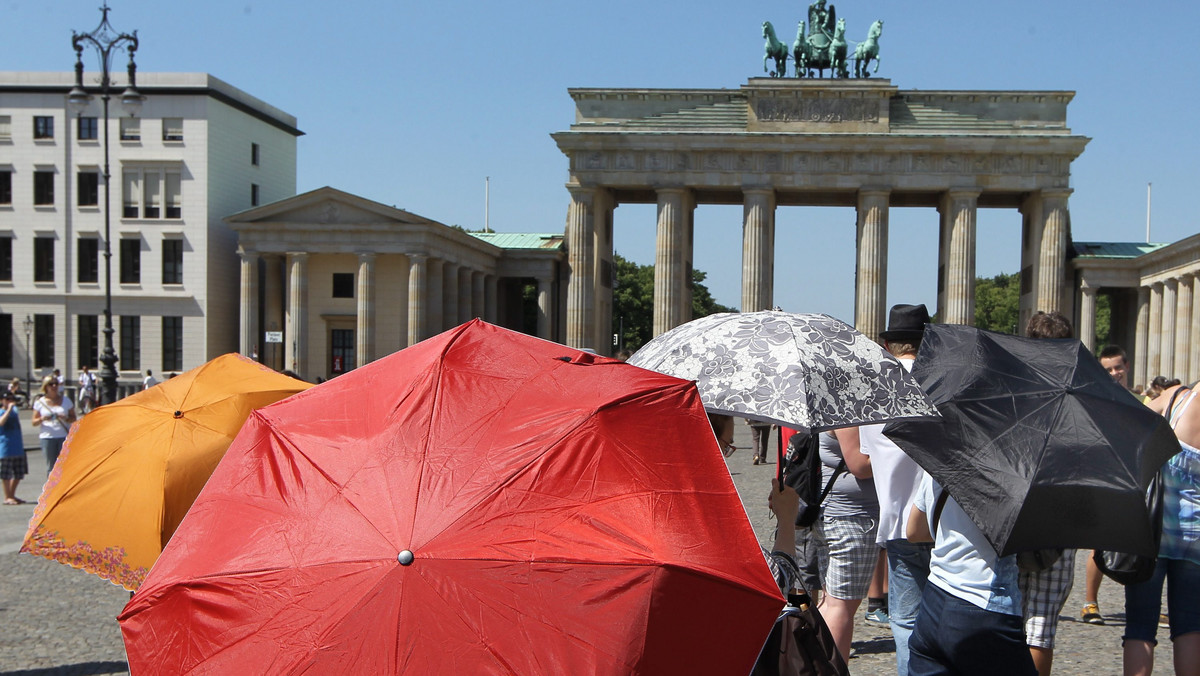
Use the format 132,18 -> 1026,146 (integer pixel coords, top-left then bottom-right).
1026,311 -> 1072,339
1151,376 -> 1181,390
1098,345 -> 1128,362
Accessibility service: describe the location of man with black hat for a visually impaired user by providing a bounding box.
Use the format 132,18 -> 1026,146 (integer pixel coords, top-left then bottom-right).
858,303 -> 933,675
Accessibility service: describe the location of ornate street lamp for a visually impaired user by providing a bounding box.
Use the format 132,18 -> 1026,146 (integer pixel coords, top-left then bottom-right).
67,3 -> 143,405
22,315 -> 33,399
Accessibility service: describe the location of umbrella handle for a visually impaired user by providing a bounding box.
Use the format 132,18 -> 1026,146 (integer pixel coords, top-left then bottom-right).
776,428 -> 784,490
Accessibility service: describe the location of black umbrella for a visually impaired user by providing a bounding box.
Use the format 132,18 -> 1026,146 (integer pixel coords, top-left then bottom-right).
884,324 -> 1179,557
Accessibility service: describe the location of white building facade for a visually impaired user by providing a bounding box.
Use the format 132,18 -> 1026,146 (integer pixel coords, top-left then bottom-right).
0,72 -> 300,392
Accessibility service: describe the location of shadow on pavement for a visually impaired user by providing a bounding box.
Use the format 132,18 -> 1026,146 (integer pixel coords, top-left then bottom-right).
0,662 -> 128,676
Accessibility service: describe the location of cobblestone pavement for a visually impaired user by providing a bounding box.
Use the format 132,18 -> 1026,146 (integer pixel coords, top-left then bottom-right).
0,411 -> 1166,674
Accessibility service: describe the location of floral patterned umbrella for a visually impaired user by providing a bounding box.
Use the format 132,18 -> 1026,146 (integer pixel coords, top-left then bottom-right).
627,311 -> 937,432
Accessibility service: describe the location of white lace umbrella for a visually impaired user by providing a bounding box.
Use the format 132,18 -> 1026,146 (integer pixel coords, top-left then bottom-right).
627,311 -> 938,432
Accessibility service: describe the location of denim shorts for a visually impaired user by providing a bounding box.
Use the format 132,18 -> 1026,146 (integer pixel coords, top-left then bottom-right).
1124,557 -> 1200,644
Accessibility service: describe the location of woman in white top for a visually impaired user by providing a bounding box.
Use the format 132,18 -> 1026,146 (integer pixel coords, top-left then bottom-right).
32,375 -> 75,474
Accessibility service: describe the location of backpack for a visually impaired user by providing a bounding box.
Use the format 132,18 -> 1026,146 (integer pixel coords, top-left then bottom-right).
783,432 -> 845,528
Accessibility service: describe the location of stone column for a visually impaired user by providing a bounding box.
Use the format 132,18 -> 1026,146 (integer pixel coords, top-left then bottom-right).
1134,285 -> 1150,388
1079,284 -> 1098,352
427,258 -> 444,334
485,274 -> 498,323
285,252 -> 308,376
741,188 -> 776,313
458,267 -> 473,323
471,271 -> 485,321
855,189 -> 889,342
407,254 -> 427,346
536,275 -> 553,339
937,189 -> 980,325
239,249 -> 259,359
565,187 -> 597,348
1162,278 -> 1178,378
263,255 -> 285,370
1036,190 -> 1071,314
1177,275 -> 1193,382
654,188 -> 693,336
355,252 -> 375,367
443,263 -> 459,329
1148,282 -> 1163,379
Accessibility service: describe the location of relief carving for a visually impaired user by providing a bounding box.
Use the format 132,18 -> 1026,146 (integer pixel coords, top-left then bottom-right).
585,152 -> 603,170
765,153 -> 782,172
755,97 -> 880,123
616,153 -> 635,170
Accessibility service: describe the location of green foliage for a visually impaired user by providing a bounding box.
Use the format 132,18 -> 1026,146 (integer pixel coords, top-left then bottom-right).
1095,293 -> 1112,347
974,272 -> 1021,334
612,254 -> 735,353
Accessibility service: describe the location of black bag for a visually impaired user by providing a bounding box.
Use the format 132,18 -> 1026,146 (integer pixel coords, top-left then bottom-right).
752,589 -> 851,676
1094,469 -> 1164,585
783,433 -> 845,528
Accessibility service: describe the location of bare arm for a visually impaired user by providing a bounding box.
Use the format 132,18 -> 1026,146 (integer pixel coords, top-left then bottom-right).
0,402 -> 12,426
906,502 -> 933,543
31,400 -> 44,427
834,427 -> 871,479
769,479 -> 800,554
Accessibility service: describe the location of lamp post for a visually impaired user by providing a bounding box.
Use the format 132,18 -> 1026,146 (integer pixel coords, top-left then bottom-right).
68,3 -> 143,405
22,315 -> 33,399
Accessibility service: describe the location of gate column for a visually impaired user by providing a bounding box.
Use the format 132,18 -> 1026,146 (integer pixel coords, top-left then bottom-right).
938,189 -> 980,326
741,188 -> 776,313
654,188 -> 694,336
855,189 -> 889,341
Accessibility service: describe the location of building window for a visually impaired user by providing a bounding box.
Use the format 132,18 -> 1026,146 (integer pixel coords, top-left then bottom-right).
331,328 -> 355,375
124,168 -> 181,219
77,237 -> 98,283
162,238 -> 183,285
332,273 -> 355,298
34,237 -> 54,282
34,171 -> 54,205
0,170 -> 10,204
78,171 -> 99,206
251,183 -> 260,207
162,316 -> 183,372
78,117 -> 98,141
34,314 -> 54,369
0,116 -> 11,141
119,117 -> 140,141
0,237 -> 10,281
78,315 -> 98,368
162,118 -> 183,142
120,237 -> 141,284
0,314 -> 10,369
120,315 -> 140,371
251,143 -> 260,166
34,116 -> 54,140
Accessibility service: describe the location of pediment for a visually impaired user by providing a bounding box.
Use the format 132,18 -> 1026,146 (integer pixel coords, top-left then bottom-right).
228,186 -> 441,230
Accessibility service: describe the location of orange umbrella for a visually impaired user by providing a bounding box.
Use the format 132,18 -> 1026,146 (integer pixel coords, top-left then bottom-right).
21,354 -> 310,590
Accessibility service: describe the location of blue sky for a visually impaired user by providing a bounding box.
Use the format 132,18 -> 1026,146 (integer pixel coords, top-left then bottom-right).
6,0 -> 1198,323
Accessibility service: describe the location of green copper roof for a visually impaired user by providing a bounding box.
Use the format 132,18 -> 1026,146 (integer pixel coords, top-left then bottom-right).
470,232 -> 564,250
1072,241 -> 1169,259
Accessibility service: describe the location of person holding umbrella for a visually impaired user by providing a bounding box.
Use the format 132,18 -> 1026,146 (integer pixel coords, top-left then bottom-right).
1123,383 -> 1200,676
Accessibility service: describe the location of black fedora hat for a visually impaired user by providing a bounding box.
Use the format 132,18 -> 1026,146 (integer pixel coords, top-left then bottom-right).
880,304 -> 930,341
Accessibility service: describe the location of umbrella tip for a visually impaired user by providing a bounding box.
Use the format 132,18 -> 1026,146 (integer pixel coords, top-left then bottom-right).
397,550 -> 415,566
173,410 -> 183,419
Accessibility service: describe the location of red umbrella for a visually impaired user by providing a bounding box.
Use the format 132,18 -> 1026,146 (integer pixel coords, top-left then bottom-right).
119,320 -> 782,675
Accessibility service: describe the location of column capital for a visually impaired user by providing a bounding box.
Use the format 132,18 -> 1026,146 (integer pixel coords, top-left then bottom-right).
857,187 -> 892,199
945,187 -> 983,198
238,247 -> 259,259
655,186 -> 690,198
1166,277 -> 1180,290
1038,188 -> 1074,201
407,252 -> 427,262
286,251 -> 309,262
742,186 -> 776,199
357,252 -> 377,263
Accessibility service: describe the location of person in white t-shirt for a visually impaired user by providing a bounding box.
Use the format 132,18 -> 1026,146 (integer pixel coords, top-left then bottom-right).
143,369 -> 158,390
858,303 -> 931,676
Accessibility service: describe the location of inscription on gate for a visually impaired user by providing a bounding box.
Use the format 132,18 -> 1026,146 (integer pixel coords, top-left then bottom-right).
754,98 -> 879,123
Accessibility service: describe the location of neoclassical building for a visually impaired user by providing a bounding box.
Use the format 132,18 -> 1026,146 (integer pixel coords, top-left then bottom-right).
1072,234 -> 1200,388
228,187 -> 565,380
553,78 -> 1090,353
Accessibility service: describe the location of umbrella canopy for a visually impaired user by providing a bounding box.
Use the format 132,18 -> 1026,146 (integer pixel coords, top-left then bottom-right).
22,354 -> 310,590
627,310 -> 937,431
119,320 -> 783,675
884,324 -> 1180,557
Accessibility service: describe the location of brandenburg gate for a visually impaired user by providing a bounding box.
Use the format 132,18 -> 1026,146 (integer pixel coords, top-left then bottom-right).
553,79 -> 1089,352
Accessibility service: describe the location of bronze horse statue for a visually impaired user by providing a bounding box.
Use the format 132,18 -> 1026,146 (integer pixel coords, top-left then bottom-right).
793,17 -> 847,78
853,20 -> 883,78
762,21 -> 789,77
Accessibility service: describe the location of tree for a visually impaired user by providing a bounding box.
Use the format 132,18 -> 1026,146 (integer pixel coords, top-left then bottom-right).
612,253 -> 735,353
974,272 -> 1020,334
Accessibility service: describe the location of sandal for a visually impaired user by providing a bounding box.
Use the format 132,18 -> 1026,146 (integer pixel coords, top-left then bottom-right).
4,498 -> 23,505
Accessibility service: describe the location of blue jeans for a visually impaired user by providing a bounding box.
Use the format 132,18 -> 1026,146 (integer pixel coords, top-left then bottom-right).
40,437 -> 65,475
909,583 -> 1036,676
885,539 -> 931,676
1124,557 -> 1200,644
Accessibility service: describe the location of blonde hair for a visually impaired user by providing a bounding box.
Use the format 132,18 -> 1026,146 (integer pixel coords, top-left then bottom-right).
40,375 -> 59,395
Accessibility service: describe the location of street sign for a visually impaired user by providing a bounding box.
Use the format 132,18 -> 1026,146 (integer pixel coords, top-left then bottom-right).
264,331 -> 283,343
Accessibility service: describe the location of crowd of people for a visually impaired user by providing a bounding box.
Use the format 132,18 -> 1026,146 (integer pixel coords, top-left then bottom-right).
748,304 -> 1198,676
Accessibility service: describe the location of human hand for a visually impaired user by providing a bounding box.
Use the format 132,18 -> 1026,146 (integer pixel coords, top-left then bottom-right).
769,479 -> 800,524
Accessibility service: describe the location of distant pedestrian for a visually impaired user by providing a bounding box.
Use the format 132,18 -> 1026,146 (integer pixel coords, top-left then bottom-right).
78,365 -> 98,414
53,368 -> 65,391
32,375 -> 75,475
748,419 -> 772,465
143,369 -> 158,390
0,390 -> 27,505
